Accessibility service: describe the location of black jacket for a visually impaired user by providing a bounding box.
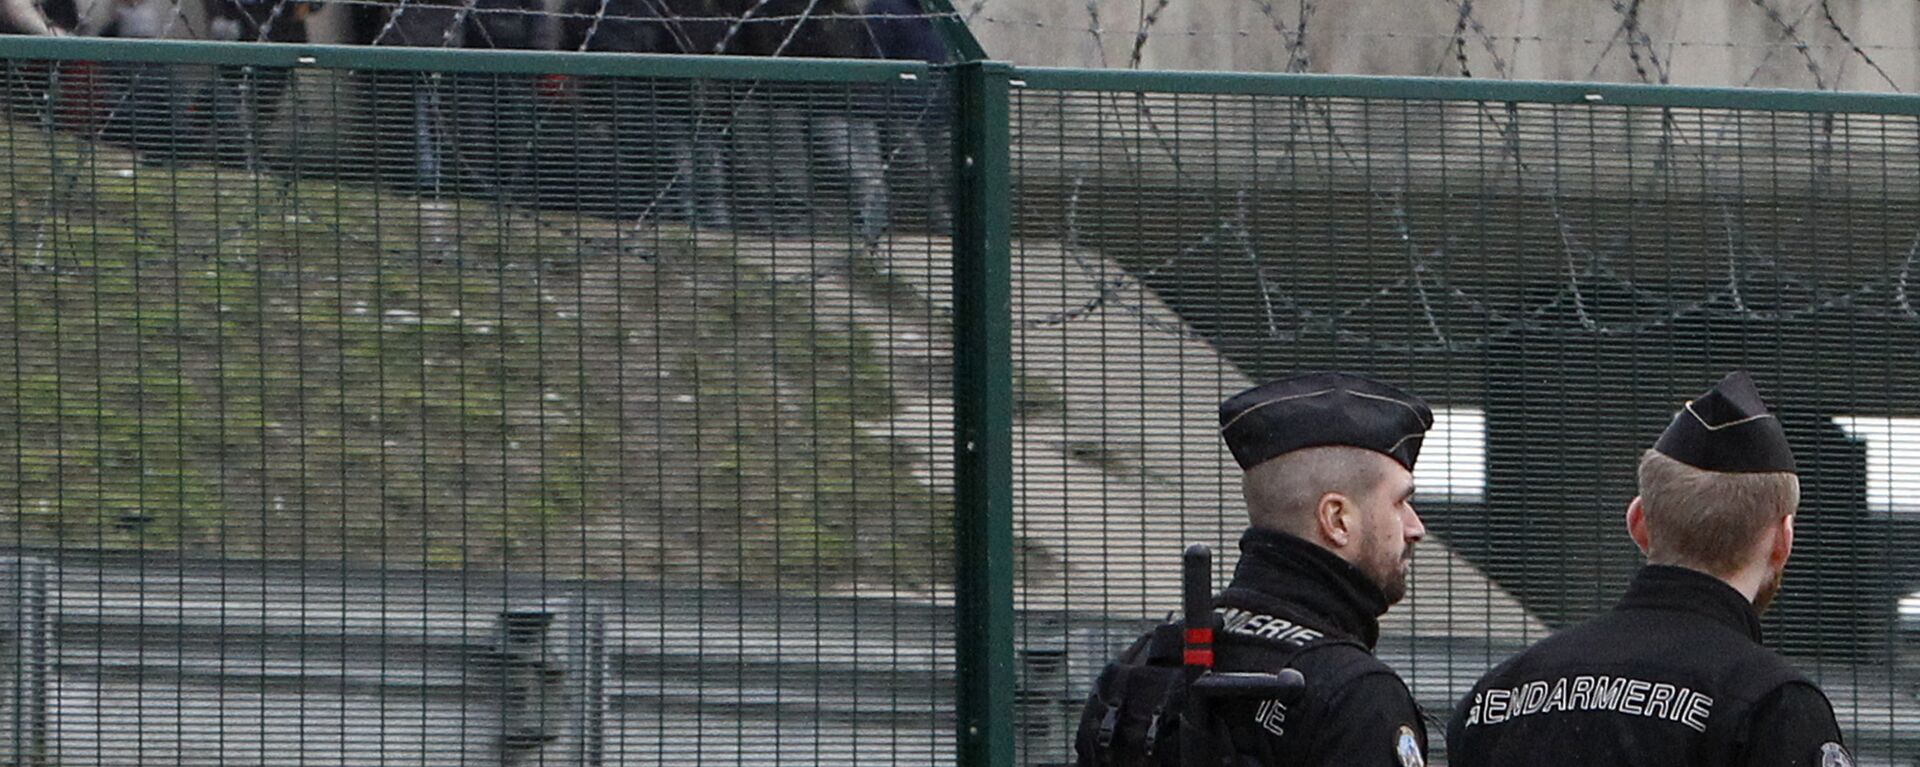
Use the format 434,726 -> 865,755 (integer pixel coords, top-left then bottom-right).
1075,528 -> 1430,766
1445,565 -> 1847,767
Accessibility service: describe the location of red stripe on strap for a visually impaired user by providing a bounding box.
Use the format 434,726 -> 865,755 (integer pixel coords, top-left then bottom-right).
1184,628 -> 1213,645
1183,649 -> 1214,668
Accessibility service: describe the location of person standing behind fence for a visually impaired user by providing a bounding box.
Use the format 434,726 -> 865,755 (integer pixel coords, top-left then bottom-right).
1445,371 -> 1851,767
1075,371 -> 1435,767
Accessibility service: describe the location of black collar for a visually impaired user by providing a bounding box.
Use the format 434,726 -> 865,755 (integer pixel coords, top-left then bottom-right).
1222,527 -> 1390,649
1615,564 -> 1765,643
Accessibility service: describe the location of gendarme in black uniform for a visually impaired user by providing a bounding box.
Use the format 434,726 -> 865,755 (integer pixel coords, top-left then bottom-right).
1075,527 -> 1426,766
1074,372 -> 1434,767
1445,372 -> 1850,767
1446,565 -> 1843,766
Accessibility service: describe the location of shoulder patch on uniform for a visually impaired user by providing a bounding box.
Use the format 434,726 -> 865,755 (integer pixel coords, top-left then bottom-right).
1395,723 -> 1424,767
1820,742 -> 1854,767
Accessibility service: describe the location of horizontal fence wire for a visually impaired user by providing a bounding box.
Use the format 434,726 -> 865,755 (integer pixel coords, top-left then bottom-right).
1,43 -> 959,765
1008,75 -> 1920,765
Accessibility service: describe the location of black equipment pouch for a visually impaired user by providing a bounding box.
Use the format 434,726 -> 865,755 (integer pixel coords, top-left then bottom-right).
1084,622 -> 1188,767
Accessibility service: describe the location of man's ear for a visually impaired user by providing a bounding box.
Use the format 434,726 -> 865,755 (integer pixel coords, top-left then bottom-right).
1626,496 -> 1652,556
1770,513 -> 1795,568
1317,492 -> 1355,548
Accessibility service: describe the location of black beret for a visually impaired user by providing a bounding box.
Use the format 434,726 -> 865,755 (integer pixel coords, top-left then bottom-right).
1652,371 -> 1797,474
1219,372 -> 1433,472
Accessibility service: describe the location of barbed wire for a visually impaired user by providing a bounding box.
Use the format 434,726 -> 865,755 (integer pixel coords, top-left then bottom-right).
985,0 -> 1920,353
965,0 -> 1916,94
1025,77 -> 1920,354
1440,0 -> 1512,80
1242,0 -> 1312,74
1125,0 -> 1170,70
1818,0 -> 1898,92
1449,1 -> 1474,79
26,0 -> 1920,353
967,19 -> 1920,54
20,0 -> 1920,96
22,0 -> 968,46
1607,0 -> 1668,85
1081,0 -> 1105,68
1032,170 -> 1920,355
1748,0 -> 1829,90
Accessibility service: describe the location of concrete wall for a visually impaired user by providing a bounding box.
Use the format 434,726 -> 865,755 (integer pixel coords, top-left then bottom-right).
966,0 -> 1920,91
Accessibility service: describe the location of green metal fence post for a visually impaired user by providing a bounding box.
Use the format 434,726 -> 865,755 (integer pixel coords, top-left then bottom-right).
950,59 -> 1015,767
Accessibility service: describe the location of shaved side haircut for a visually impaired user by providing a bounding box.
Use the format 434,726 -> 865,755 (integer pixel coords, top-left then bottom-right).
1637,449 -> 1800,577
1242,446 -> 1392,536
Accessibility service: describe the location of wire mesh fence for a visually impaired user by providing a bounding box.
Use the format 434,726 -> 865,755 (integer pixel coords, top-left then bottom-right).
1,40 -> 959,765
5,29 -> 1920,767
1006,73 -> 1920,764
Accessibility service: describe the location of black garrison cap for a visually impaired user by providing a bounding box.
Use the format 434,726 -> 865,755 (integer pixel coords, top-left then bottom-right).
1219,372 -> 1433,472
1652,371 -> 1797,474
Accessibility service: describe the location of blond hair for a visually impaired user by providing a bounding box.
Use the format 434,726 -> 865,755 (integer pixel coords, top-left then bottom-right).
1242,446 -> 1391,535
1637,449 -> 1800,576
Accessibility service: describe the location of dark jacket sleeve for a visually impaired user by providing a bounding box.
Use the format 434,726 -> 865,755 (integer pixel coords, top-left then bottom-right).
1292,670 -> 1429,766
1737,682 -> 1846,767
